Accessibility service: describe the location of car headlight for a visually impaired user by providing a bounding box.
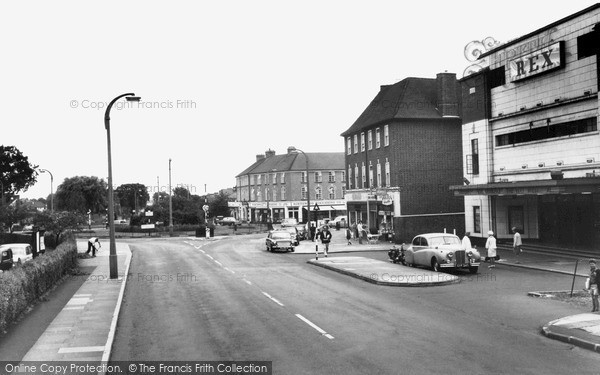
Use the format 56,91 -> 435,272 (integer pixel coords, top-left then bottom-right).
467,251 -> 473,257
447,252 -> 453,259
1,251 -> 6,256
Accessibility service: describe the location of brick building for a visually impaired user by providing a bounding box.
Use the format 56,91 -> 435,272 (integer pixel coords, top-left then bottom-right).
341,73 -> 465,241
451,4 -> 600,248
235,148 -> 346,223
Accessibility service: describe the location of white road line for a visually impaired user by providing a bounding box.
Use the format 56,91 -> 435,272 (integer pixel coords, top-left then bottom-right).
199,249 -> 206,253
58,346 -> 105,354
206,254 -> 214,260
243,279 -> 252,286
295,314 -> 335,339
214,260 -> 223,267
224,267 -> 235,274
262,292 -> 285,307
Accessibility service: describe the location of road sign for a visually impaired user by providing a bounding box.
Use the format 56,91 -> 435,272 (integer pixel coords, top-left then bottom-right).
314,203 -> 320,211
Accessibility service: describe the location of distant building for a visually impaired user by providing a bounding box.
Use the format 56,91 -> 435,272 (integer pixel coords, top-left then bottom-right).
451,4 -> 600,248
342,73 -> 465,241
235,148 -> 346,223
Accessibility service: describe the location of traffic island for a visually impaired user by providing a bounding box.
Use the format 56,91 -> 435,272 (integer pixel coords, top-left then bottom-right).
541,313 -> 600,353
307,256 -> 459,287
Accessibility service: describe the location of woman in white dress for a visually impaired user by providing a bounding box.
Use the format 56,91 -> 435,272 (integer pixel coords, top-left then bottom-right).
485,230 -> 497,269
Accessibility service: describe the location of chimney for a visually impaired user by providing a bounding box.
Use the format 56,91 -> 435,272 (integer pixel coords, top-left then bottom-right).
287,146 -> 296,155
265,149 -> 276,158
256,154 -> 265,162
436,72 -> 459,117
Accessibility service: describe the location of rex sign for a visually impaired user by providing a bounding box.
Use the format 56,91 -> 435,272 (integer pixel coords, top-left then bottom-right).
508,41 -> 563,82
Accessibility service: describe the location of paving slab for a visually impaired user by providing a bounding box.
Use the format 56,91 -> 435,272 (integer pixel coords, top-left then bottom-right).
307,256 -> 459,286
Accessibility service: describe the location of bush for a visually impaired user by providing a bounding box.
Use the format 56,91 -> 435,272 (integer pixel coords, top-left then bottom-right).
0,233 -> 77,333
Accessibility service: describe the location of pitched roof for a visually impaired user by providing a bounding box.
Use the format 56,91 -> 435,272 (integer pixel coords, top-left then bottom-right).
236,152 -> 345,177
341,77 -> 441,136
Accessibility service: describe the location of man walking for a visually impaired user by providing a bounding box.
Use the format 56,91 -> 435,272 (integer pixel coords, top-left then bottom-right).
485,231 -> 497,269
462,232 -> 472,250
86,237 -> 101,257
512,227 -> 522,263
317,225 -> 332,257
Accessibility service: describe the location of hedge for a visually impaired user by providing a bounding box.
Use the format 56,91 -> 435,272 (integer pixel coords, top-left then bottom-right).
0,232 -> 77,333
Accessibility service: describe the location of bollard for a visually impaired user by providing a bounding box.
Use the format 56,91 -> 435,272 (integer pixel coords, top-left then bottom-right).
315,244 -> 319,260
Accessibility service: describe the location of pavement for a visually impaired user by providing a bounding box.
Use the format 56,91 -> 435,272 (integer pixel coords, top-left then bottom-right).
12,232 -> 600,368
18,241 -> 131,366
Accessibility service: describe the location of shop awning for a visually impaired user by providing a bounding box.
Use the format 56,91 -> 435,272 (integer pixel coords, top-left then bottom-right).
450,177 -> 600,196
308,204 -> 346,211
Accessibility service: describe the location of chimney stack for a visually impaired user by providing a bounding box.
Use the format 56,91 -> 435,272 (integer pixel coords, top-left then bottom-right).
436,72 -> 459,117
256,154 -> 265,162
265,149 -> 276,158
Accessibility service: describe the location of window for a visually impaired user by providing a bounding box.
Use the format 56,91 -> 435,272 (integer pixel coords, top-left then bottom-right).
376,128 -> 381,148
301,186 -> 307,200
361,162 -> 366,188
328,171 -> 335,183
473,206 -> 481,233
348,165 -> 352,189
353,134 -> 358,153
272,188 -> 277,202
354,164 -> 359,189
368,130 -> 373,150
271,173 -> 277,184
347,137 -> 352,155
341,171 -> 346,182
368,162 -> 373,187
328,185 -> 335,199
385,158 -> 390,187
508,206 -> 524,234
496,117 -> 597,146
253,175 -> 258,185
341,186 -> 346,197
301,171 -> 307,183
384,125 -> 389,146
257,174 -> 262,185
361,132 -> 365,152
487,66 -> 506,89
280,172 -> 285,184
471,139 -> 479,175
578,32 -> 598,60
376,160 -> 382,187
315,186 -> 322,200
315,171 -> 322,183
281,186 -> 286,200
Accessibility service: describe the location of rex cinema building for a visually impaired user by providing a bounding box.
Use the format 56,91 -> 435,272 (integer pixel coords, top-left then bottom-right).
451,4 -> 600,250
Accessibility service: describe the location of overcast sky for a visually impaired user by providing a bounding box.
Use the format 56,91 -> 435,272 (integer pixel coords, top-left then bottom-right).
2,0 -> 597,200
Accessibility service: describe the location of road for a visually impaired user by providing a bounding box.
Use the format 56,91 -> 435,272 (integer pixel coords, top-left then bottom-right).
110,235 -> 598,374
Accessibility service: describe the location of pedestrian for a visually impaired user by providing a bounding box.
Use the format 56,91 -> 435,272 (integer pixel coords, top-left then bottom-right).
346,226 -> 352,245
587,259 -> 599,312
316,225 -> 332,257
357,221 -> 364,244
266,216 -> 273,231
86,237 -> 101,257
351,221 -> 358,241
309,222 -> 316,241
485,230 -> 497,268
512,227 -> 522,264
462,231 -> 472,250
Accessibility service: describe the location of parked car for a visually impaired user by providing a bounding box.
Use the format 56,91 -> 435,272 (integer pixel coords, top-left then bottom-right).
0,243 -> 34,266
280,218 -> 298,227
329,215 -> 348,228
0,247 -> 14,271
221,217 -> 241,226
266,231 -> 295,252
404,233 -> 481,274
294,224 -> 308,240
273,227 -> 300,246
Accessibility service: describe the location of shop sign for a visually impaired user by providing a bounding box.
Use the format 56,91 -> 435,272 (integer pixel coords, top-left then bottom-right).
509,41 -> 563,82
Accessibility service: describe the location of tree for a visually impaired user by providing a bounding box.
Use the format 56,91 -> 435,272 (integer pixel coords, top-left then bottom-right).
33,211 -> 84,244
0,145 -> 38,204
115,183 -> 149,216
209,191 -> 231,218
55,176 -> 108,214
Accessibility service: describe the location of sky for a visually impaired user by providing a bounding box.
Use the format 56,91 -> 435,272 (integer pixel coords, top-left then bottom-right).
2,0 -> 598,200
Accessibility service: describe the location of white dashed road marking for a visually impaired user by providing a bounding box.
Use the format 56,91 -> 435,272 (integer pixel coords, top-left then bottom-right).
262,292 -> 285,307
295,314 -> 335,340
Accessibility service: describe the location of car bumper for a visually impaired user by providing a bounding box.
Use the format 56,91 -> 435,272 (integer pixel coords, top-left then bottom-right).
440,261 -> 480,268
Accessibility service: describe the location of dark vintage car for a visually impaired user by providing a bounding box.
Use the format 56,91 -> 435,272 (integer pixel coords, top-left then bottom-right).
266,231 -> 295,252
0,247 -> 14,271
404,233 -> 481,273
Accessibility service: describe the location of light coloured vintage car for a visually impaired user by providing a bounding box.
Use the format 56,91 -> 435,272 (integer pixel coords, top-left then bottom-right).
404,233 -> 481,273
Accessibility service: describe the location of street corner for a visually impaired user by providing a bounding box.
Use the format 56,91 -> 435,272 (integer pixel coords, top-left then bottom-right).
307,256 -> 460,287
542,313 -> 600,353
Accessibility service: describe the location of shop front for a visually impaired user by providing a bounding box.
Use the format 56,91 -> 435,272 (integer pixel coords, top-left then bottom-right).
246,199 -> 347,224
345,189 -> 399,235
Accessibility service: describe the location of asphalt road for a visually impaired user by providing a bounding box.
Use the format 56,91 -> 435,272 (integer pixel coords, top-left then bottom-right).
110,235 -> 599,374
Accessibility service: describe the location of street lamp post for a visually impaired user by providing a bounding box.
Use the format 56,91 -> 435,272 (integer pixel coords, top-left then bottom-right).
105,93 -> 140,279
169,158 -> 173,236
289,147 -> 311,234
39,169 -> 54,212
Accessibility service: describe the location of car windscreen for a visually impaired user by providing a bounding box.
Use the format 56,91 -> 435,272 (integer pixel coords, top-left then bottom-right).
271,233 -> 291,239
428,236 -> 461,246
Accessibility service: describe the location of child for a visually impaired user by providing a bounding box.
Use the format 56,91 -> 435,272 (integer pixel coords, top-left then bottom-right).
588,259 -> 599,312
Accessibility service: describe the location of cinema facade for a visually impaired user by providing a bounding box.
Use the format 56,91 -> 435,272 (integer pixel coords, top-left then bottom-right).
451,4 -> 600,249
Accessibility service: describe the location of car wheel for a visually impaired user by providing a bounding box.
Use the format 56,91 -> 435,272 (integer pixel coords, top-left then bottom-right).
266,246 -> 271,252
290,248 -> 295,252
431,258 -> 440,272
469,266 -> 479,274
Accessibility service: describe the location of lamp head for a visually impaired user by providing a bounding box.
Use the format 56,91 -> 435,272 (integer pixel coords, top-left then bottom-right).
126,96 -> 141,102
